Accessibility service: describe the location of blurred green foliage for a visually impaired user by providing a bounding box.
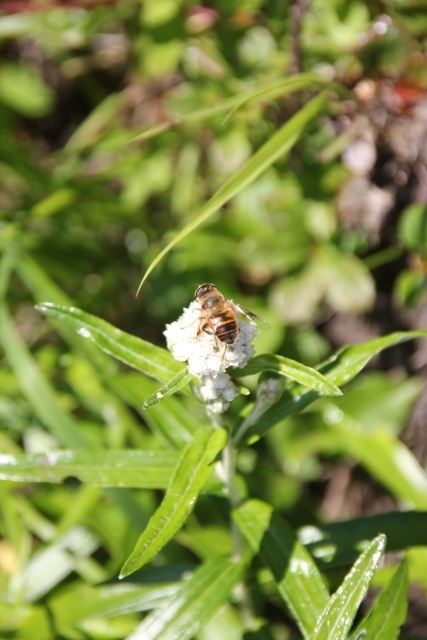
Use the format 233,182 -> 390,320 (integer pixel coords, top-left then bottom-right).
1,0 -> 427,637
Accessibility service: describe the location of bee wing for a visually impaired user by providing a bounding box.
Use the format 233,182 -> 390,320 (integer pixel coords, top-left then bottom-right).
230,302 -> 270,330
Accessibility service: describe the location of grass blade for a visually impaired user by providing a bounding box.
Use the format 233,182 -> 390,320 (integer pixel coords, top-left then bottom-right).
314,535 -> 387,640
36,303 -> 182,383
236,354 -> 342,396
126,556 -> 246,640
136,90 -> 329,292
233,499 -> 329,640
130,73 -> 329,143
119,428 -> 227,578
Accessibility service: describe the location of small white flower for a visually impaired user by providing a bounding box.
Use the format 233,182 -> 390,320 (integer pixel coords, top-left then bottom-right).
164,299 -> 259,413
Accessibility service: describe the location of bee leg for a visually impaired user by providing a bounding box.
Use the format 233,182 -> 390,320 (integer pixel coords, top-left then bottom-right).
218,342 -> 228,371
200,322 -> 213,338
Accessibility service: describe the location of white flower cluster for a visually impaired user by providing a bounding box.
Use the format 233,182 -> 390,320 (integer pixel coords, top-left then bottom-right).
164,300 -> 258,413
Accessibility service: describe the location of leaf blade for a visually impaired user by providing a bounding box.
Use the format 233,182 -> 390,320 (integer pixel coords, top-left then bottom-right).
0,450 -> 180,489
314,535 -> 387,640
36,303 -> 182,383
244,331 -> 427,442
120,428 -> 227,578
0,303 -> 87,448
233,499 -> 329,640
143,369 -> 193,408
126,556 -> 246,640
236,354 -> 342,396
350,562 -> 408,640
137,91 -> 329,292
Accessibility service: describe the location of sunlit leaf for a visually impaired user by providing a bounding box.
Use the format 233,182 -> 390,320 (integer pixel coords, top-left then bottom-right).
313,535 -> 387,640
22,526 -> 99,602
350,562 -> 408,640
126,556 -> 246,640
236,354 -> 342,396
120,428 -> 227,578
233,499 -> 329,640
50,582 -> 180,634
0,450 -> 179,489
36,303 -> 182,383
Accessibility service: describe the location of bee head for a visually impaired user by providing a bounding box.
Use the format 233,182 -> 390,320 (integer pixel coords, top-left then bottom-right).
195,283 -> 218,299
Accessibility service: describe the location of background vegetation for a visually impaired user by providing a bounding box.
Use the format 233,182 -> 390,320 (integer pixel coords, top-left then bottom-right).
1,0 -> 427,638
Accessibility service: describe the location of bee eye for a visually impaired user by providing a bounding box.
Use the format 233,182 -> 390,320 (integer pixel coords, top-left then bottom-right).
195,283 -> 217,298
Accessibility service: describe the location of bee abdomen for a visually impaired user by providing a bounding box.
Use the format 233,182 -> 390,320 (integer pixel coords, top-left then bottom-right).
216,322 -> 239,344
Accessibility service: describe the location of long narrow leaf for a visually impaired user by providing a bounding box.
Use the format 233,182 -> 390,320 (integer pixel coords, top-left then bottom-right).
313,535 -> 387,640
236,354 -> 342,396
50,582 -> 180,634
302,511 -> 427,571
0,303 -> 87,448
244,331 -> 427,442
126,556 -> 246,640
0,450 -> 180,489
137,91 -> 329,292
143,369 -> 193,408
350,562 -> 408,640
36,303 -> 182,383
233,499 -> 329,640
131,73 -> 329,143
120,428 -> 227,578
17,253 -> 115,374
331,411 -> 427,509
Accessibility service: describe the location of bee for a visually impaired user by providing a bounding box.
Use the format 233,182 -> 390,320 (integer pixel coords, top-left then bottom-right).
194,283 -> 268,348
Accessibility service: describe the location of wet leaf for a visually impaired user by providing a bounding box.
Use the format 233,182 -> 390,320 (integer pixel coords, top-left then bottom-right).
313,535 -> 387,640
349,562 -> 408,640
120,428 -> 227,578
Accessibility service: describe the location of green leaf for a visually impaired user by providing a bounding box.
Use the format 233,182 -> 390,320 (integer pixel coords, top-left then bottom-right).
136,90 -> 329,292
143,369 -> 194,408
313,535 -> 387,640
236,354 -> 342,396
233,499 -> 329,640
0,303 -> 87,448
22,526 -> 99,602
126,556 -> 246,640
350,562 -> 408,640
328,410 -> 427,509
0,450 -> 179,489
36,303 -> 182,383
111,374 -> 198,448
398,203 -> 427,254
120,428 -> 227,578
50,582 -> 180,634
301,511 -> 427,572
0,63 -> 55,117
244,330 -> 427,442
131,74 -> 329,143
